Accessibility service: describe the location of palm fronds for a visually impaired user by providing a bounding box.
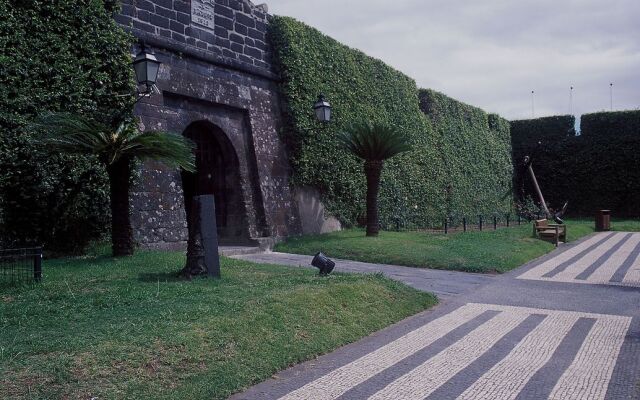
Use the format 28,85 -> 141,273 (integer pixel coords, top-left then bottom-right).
118,128 -> 196,172
30,112 -> 195,171
30,112 -> 113,156
338,121 -> 412,161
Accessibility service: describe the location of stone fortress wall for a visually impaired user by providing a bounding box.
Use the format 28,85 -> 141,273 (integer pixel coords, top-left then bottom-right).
116,0 -> 309,249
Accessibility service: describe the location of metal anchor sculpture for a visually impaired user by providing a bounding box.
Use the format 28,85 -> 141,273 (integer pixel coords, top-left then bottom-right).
523,156 -> 568,224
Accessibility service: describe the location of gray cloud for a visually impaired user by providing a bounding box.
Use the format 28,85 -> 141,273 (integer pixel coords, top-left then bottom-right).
264,0 -> 640,122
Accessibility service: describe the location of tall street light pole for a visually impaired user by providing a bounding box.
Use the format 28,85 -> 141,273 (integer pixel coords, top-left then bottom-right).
610,83 -> 614,111
531,90 -> 535,118
569,86 -> 574,115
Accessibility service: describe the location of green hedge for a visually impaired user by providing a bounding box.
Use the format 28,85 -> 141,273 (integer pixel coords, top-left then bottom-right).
0,0 -> 133,252
581,110 -> 640,138
511,115 -> 576,149
419,90 -> 513,219
511,112 -> 640,217
510,115 -> 576,209
269,16 -> 512,228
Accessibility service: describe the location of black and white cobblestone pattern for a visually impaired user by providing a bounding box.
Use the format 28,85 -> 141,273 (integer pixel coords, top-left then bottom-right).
519,232 -> 640,286
232,233 -> 640,399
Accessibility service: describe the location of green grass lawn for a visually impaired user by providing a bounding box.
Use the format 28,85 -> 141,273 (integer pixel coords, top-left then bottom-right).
275,219 -> 640,274
0,251 -> 436,400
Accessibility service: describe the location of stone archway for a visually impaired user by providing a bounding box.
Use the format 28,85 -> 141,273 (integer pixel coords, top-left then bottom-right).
181,121 -> 249,244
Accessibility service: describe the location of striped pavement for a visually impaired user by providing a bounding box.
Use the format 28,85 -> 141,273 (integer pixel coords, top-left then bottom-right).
232,233 -> 640,400
518,232 -> 640,287
277,303 -> 630,400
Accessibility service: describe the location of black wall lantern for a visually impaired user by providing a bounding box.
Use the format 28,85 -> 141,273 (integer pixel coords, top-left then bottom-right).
313,94 -> 332,123
132,44 -> 161,97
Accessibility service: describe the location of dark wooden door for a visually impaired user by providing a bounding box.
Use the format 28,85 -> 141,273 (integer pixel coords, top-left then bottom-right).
183,129 -> 227,228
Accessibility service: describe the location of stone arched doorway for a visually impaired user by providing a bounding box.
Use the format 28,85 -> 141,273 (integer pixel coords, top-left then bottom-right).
181,121 -> 249,244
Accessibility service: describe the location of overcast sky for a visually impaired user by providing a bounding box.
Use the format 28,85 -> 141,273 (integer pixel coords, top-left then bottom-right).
264,0 -> 640,122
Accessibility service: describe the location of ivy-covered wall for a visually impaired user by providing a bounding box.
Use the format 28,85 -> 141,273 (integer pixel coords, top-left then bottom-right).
511,111 -> 640,217
0,0 -> 134,252
269,16 -> 513,228
419,89 -> 513,220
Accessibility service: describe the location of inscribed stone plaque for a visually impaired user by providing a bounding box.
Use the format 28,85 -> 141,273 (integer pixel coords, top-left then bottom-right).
191,0 -> 215,29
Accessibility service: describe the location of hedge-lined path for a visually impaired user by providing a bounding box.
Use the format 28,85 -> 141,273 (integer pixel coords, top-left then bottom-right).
230,232 -> 640,400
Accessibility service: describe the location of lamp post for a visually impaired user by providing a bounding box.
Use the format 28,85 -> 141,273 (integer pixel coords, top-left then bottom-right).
309,95 -> 333,273
313,94 -> 332,123
610,82 -> 613,111
132,44 -> 161,98
531,90 -> 535,118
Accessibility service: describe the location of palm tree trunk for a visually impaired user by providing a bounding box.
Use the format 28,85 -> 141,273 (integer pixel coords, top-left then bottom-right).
181,197 -> 207,279
106,157 -> 134,257
364,160 -> 383,237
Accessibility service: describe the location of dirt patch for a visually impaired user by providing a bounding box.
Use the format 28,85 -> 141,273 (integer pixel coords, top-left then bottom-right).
70,339 -> 206,389
2,295 -> 15,303
294,329 -> 310,340
0,372 -> 57,399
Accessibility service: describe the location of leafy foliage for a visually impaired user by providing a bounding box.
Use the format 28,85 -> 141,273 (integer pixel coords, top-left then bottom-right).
338,121 -> 412,161
0,0 -> 134,252
32,113 -> 196,172
338,121 -> 413,236
419,89 -> 514,219
511,111 -> 640,217
511,115 -> 576,148
30,112 -> 196,256
514,195 -> 548,221
268,17 -> 512,229
581,110 -> 640,138
510,115 -> 575,213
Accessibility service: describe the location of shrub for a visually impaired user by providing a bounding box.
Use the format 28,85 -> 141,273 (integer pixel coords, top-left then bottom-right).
581,110 -> 640,138
0,0 -> 134,252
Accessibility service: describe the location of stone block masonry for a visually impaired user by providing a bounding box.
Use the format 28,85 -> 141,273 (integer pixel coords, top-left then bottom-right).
116,1 -> 304,249
117,0 -> 271,73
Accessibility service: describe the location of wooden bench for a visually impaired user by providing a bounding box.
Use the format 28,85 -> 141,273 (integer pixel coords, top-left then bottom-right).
533,219 -> 567,247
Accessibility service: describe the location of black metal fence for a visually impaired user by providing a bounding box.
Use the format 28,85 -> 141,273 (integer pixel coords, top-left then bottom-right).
0,247 -> 42,285
386,213 -> 529,234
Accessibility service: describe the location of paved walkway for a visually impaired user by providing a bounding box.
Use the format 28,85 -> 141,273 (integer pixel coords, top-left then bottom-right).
233,252 -> 495,300
231,232 -> 640,400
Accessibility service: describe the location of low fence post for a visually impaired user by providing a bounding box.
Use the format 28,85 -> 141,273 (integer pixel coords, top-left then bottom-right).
463,217 -> 467,233
507,214 -> 510,227
494,216 -> 498,230
444,218 -> 448,234
33,248 -> 42,282
479,215 -> 483,231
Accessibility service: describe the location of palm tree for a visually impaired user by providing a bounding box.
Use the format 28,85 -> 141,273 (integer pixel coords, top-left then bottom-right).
32,113 -> 195,256
338,121 -> 412,237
